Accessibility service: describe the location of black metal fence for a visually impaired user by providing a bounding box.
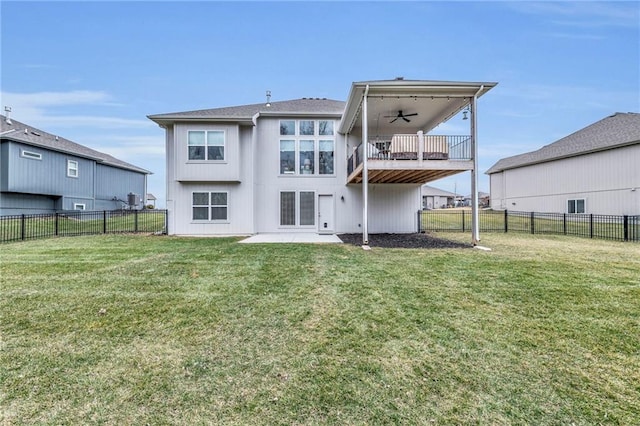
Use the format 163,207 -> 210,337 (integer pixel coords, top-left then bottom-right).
0,209 -> 167,243
418,209 -> 640,242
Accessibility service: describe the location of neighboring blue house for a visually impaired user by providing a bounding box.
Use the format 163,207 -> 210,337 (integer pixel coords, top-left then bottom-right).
0,113 -> 151,215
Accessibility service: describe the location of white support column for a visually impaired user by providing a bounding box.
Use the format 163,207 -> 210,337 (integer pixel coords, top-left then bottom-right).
470,90 -> 481,245
362,85 -> 370,246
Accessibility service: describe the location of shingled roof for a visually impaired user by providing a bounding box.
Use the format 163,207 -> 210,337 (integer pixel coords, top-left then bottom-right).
486,112 -> 640,174
147,98 -> 346,124
0,115 -> 150,174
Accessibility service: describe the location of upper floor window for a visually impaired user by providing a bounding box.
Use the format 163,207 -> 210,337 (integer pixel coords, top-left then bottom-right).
67,160 -> 79,178
188,130 -> 225,161
279,120 -> 335,176
21,150 -> 42,160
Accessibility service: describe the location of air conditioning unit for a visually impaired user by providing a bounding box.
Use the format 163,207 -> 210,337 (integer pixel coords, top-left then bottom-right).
127,192 -> 141,207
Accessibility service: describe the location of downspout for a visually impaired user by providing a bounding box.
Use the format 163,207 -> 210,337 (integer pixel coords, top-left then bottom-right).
470,85 -> 484,245
362,85 -> 370,246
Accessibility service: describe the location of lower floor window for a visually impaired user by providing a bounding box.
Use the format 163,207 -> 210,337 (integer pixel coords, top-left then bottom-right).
193,192 -> 228,221
280,191 -> 315,226
567,199 -> 585,214
73,203 -> 86,211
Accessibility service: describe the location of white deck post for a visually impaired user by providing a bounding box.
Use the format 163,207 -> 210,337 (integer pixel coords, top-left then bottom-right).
362,85 -> 370,246
471,91 -> 481,245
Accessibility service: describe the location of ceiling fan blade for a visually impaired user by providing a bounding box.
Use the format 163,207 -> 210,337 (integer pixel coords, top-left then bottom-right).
404,113 -> 418,117
389,117 -> 399,123
402,116 -> 411,122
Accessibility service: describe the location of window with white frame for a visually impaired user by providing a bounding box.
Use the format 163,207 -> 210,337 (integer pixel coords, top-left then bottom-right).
192,192 -> 228,221
73,203 -> 86,210
567,199 -> 585,214
67,160 -> 79,178
280,191 -> 315,227
21,150 -> 42,160
188,130 -> 225,161
279,120 -> 335,176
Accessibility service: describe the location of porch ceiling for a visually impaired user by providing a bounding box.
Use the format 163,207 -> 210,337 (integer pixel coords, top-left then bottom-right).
339,79 -> 497,136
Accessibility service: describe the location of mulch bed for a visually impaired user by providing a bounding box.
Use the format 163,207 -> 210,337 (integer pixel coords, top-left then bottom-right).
338,233 -> 470,249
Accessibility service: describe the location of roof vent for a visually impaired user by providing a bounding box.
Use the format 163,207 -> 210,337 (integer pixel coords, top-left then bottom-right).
395,76 -> 404,80
31,131 -> 41,137
265,90 -> 272,107
4,106 -> 12,125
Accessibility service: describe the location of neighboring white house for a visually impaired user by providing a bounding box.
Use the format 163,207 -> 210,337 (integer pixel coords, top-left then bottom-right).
148,78 -> 497,243
421,185 -> 457,209
486,112 -> 640,215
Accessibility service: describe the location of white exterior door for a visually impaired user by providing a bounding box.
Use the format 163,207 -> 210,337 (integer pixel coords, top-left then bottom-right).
318,194 -> 335,234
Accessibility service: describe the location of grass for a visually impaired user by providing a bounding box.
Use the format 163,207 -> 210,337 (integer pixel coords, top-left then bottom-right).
1,233 -> 639,424
420,209 -> 640,241
0,210 -> 165,242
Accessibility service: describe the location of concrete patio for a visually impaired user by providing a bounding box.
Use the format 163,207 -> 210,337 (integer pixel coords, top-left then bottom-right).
239,233 -> 343,244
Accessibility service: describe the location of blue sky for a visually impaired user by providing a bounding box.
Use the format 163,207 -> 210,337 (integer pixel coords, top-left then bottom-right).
1,1 -> 638,207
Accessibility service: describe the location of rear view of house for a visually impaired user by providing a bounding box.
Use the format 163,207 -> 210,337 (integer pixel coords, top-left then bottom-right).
149,78 -> 496,243
0,113 -> 150,215
487,112 -> 640,215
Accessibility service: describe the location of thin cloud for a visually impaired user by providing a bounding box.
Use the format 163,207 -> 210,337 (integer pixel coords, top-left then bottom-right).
1,90 -> 152,128
506,1 -> 639,28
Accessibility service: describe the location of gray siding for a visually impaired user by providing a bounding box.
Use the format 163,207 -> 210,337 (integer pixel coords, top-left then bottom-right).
0,193 -> 57,215
489,144 -> 640,215
1,140 -> 149,215
96,164 -> 146,208
5,141 -> 94,198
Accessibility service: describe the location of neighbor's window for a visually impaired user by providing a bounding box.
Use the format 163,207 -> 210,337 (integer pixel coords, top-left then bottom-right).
21,150 -> 42,160
568,199 -> 585,214
192,192 -> 228,221
73,203 -> 86,211
188,130 -> 225,161
278,120 -> 335,176
67,160 -> 79,178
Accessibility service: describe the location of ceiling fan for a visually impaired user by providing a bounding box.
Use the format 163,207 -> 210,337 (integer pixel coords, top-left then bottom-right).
385,110 -> 418,123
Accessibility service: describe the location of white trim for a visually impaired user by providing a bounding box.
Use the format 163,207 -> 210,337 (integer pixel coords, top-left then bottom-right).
187,129 -> 226,161
567,198 -> 586,214
279,190 -> 317,228
73,203 -> 86,210
278,119 -> 336,177
191,190 -> 229,222
20,149 -> 42,160
67,159 -> 79,178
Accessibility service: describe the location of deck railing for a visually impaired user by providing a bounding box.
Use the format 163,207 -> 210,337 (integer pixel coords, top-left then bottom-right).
0,209 -> 167,243
418,209 -> 640,242
348,135 -> 470,175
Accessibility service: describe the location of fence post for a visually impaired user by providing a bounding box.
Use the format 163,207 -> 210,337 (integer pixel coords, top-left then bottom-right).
103,211 -> 107,234
417,210 -> 423,233
530,211 -> 535,234
590,214 -> 594,239
21,214 -> 26,240
134,209 -> 139,233
504,209 -> 508,233
563,213 -> 567,235
55,212 -> 59,236
462,210 -> 465,232
623,215 -> 628,242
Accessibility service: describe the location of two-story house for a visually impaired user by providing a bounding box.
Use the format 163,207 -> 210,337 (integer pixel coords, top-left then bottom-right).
148,78 -> 496,244
1,114 -> 150,215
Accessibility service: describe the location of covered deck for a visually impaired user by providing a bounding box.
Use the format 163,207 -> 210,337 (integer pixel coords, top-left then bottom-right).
338,78 -> 497,245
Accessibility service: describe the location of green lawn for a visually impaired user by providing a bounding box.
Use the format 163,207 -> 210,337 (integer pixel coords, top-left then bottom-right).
1,233 -> 639,424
